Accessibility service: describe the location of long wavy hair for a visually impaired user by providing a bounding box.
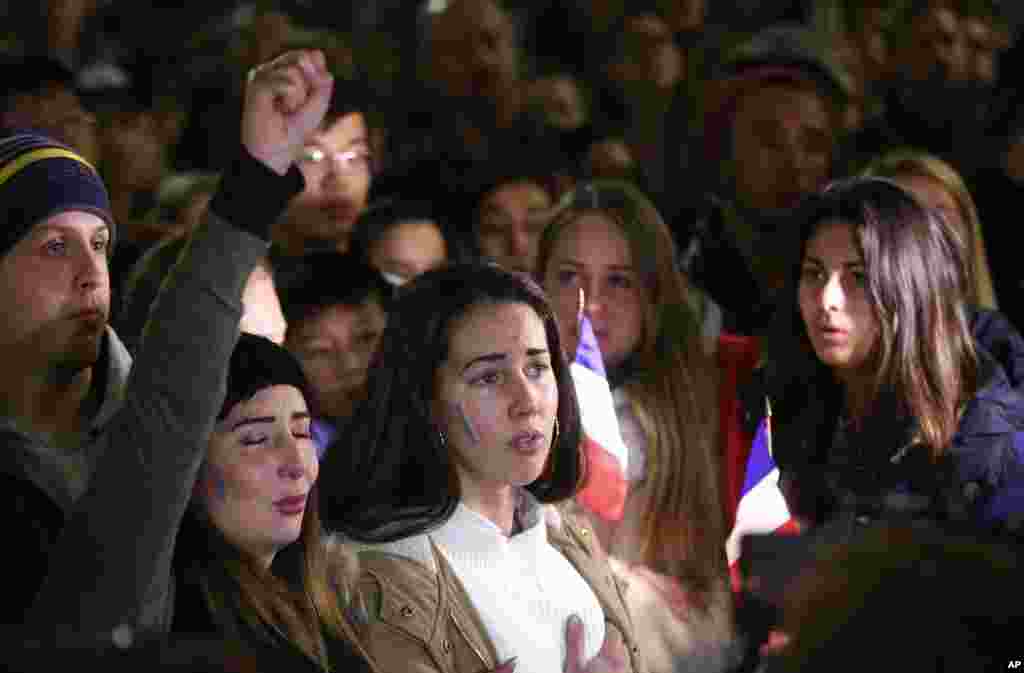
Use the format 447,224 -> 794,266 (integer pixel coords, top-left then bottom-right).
863,149 -> 998,309
320,262 -> 584,542
537,179 -> 726,598
177,334 -> 364,670
768,177 -> 979,456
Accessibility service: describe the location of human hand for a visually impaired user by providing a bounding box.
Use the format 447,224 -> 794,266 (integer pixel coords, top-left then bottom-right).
564,614 -> 628,673
241,49 -> 333,175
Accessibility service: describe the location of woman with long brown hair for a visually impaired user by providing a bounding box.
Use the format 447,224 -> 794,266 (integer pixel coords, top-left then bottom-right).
536,180 -> 736,671
765,176 -> 1024,530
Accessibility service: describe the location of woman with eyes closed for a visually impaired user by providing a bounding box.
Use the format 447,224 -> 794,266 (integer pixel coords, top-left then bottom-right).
319,263 -> 644,673
26,49 -> 376,671
764,177 -> 1024,534
537,181 -> 737,673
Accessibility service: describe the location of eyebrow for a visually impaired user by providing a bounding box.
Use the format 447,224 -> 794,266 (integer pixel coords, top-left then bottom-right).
230,411 -> 311,432
461,348 -> 549,373
558,260 -> 635,272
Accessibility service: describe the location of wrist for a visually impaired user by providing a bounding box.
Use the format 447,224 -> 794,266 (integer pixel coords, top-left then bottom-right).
209,146 -> 305,240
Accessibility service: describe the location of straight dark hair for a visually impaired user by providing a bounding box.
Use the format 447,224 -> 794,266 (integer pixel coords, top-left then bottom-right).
320,262 -> 584,542
768,176 -> 979,456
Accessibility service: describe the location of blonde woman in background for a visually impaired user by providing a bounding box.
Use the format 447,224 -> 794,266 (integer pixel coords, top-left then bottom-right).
863,149 -> 998,309
537,180 -> 741,673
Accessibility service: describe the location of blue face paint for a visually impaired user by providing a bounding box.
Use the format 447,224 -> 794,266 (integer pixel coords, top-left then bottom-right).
456,401 -> 480,445
205,465 -> 227,502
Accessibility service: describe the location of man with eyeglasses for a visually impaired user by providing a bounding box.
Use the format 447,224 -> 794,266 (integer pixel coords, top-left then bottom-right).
272,77 -> 373,257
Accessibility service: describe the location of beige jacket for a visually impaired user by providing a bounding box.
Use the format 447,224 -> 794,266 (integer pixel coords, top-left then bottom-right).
350,507 -> 646,673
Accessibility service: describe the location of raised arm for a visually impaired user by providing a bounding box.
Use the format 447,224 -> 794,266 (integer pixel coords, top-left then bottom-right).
27,50 -> 333,636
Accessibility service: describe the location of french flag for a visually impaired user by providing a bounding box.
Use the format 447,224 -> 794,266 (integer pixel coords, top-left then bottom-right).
571,310 -> 630,522
725,400 -> 800,582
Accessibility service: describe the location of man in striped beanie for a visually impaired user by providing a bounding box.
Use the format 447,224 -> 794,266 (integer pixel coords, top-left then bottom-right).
0,130 -> 130,525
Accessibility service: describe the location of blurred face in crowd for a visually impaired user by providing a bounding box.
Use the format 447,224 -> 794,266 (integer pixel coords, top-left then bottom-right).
279,112 -> 371,253
903,4 -> 967,85
4,83 -> 99,165
798,220 -> 879,375
543,211 -> 645,371
287,299 -> 386,420
730,82 -> 833,215
612,14 -> 684,93
963,14 -> 1003,87
433,301 -> 558,498
201,385 -> 318,567
240,263 -> 287,346
529,75 -> 587,131
476,179 -> 552,274
0,211 -> 110,374
99,108 -> 167,192
431,0 -> 518,101
368,219 -> 447,286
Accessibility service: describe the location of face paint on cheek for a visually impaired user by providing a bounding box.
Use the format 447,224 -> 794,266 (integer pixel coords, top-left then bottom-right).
205,464 -> 227,502
455,401 -> 481,445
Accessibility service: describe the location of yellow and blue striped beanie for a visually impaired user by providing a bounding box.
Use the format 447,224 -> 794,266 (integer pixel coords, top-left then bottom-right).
0,131 -> 112,257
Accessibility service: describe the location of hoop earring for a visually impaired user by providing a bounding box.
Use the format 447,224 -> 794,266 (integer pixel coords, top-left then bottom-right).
551,417 -> 560,449
438,429 -> 448,450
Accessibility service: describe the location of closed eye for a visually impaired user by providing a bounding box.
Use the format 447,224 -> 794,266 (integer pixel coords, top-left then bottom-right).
240,434 -> 268,446
469,370 -> 501,386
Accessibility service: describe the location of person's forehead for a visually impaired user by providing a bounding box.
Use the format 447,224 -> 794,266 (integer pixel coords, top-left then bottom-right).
311,112 -> 366,148
482,180 -> 550,210
625,14 -> 671,41
923,5 -> 960,35
735,82 -> 831,126
447,302 -> 546,358
32,210 -> 109,234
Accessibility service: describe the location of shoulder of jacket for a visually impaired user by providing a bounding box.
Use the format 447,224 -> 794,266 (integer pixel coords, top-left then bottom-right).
352,537 -> 446,632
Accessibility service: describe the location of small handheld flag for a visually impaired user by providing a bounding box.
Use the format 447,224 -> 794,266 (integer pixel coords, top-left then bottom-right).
571,289 -> 630,521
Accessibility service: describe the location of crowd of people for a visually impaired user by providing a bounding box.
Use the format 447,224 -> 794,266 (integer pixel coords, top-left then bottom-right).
2,1 -> 1024,671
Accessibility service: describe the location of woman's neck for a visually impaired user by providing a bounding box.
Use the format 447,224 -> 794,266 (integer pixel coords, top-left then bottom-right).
459,480 -> 521,536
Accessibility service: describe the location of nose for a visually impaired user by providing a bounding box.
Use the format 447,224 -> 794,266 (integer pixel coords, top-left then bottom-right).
820,273 -> 843,312
77,245 -> 108,292
583,278 -> 604,318
508,224 -> 532,258
277,436 -> 307,480
509,370 -> 542,418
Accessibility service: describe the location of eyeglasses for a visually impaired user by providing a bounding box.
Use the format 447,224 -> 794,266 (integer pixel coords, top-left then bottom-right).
297,146 -> 372,174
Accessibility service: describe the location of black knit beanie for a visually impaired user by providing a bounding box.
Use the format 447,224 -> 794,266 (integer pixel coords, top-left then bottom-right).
0,130 -> 113,258
219,332 -> 313,420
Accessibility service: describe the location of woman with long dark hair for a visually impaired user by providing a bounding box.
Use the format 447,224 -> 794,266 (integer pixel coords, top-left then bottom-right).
320,263 -> 643,673
766,177 -> 1024,529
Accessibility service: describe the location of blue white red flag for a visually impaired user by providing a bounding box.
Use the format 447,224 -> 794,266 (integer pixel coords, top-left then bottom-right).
725,401 -> 799,568
571,311 -> 630,522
